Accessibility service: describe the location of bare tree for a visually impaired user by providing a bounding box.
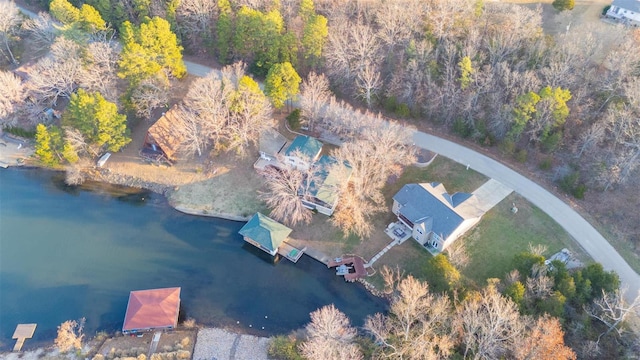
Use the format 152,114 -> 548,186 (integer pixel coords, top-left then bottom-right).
27,38 -> 84,105
225,80 -> 274,157
54,318 -> 85,353
258,163 -> 314,227
514,315 -> 577,360
355,61 -> 382,108
0,0 -> 21,64
576,121 -> 605,158
172,104 -> 213,158
586,288 -> 640,345
176,0 -> 216,48
457,281 -> 525,360
0,70 -> 24,124
299,71 -> 331,131
365,275 -> 456,359
446,241 -> 470,269
21,12 -> 57,53
300,304 -> 362,360
81,40 -> 120,103
331,117 -> 415,237
129,75 -> 170,120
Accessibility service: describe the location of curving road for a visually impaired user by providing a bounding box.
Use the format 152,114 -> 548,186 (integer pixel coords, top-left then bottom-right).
18,5 -> 639,301
413,132 -> 640,301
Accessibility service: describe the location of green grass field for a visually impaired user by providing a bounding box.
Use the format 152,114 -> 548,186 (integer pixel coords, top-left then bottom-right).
462,193 -> 591,284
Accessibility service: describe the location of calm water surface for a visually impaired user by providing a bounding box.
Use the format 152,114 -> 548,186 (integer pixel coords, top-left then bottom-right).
0,169 -> 387,350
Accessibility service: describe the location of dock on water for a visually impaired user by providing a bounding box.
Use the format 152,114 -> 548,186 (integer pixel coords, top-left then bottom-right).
12,323 -> 37,352
328,256 -> 367,282
277,242 -> 306,263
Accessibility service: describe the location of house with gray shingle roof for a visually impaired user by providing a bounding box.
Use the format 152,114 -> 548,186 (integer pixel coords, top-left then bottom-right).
606,0 -> 640,24
283,135 -> 323,171
392,182 -> 482,252
238,213 -> 292,256
301,155 -> 352,216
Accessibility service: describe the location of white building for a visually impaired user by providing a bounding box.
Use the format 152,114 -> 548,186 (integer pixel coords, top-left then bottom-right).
606,0 -> 640,24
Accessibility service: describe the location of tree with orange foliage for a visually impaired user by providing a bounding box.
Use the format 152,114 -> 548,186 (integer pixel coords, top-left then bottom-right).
515,315 -> 576,360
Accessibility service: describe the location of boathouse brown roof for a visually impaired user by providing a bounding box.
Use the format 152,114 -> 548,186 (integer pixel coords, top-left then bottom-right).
146,106 -> 184,162
122,287 -> 181,332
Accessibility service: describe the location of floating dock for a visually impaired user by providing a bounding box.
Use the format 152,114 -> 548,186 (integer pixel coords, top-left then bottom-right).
12,323 -> 37,352
328,256 -> 367,282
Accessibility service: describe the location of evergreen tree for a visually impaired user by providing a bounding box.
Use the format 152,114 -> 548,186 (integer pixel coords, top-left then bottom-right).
49,0 -> 80,25
118,17 -> 186,86
79,4 -> 107,32
301,14 -> 327,68
216,0 -> 233,64
265,62 -> 301,109
63,89 -> 131,152
35,124 -> 58,166
458,56 -> 475,90
509,91 -> 540,140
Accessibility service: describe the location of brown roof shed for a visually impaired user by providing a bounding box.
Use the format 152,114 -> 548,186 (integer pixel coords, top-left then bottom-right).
122,287 -> 181,333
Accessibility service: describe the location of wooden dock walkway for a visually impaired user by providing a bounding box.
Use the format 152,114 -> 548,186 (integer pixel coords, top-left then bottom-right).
277,242 -> 306,263
12,323 -> 36,352
328,256 -> 367,282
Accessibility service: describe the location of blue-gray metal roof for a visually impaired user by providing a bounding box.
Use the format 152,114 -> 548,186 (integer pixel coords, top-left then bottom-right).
393,184 -> 465,239
612,0 -> 640,13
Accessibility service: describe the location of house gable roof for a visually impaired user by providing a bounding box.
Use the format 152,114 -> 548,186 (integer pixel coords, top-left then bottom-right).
238,213 -> 292,252
122,287 -> 181,332
285,135 -> 323,159
393,183 -> 474,239
146,105 -> 185,161
612,0 -> 640,12
308,155 -> 353,206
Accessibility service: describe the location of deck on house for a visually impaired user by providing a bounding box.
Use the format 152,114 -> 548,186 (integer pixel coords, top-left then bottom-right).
328,256 -> 367,282
12,323 -> 37,352
277,242 -> 306,263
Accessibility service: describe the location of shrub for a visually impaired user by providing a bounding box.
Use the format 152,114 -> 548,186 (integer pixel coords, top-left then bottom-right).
286,109 -> 301,131
3,126 -> 36,138
539,157 -> 552,171
515,148 -> 528,163
453,118 -> 473,138
573,183 -> 587,199
268,335 -> 304,360
558,171 -> 586,199
383,96 -> 398,112
422,254 -> 461,293
552,0 -> 575,11
182,318 -> 196,329
500,139 -> 517,156
396,103 -> 411,118
541,131 -> 562,153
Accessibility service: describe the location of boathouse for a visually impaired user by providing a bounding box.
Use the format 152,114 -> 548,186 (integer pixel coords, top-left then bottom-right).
122,287 -> 181,334
238,213 -> 292,256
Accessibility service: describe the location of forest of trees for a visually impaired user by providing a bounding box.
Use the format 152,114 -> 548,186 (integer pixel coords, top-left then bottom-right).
2,0 -> 640,194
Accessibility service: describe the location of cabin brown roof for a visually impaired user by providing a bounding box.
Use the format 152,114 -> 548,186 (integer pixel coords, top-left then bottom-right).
146,105 -> 184,161
122,287 -> 181,332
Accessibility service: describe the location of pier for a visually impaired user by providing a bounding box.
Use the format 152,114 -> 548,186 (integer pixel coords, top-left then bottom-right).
12,323 -> 37,352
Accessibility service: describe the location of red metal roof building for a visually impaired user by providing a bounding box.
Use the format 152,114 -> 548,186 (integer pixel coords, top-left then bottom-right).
122,287 -> 181,333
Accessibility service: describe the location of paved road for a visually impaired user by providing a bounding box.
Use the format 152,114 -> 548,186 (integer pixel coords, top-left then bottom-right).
413,132 -> 640,301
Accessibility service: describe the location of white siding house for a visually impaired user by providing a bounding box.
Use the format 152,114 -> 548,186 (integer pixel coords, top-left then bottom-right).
606,0 -> 640,24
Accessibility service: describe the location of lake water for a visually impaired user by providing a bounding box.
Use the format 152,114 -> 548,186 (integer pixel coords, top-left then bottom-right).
0,169 -> 387,350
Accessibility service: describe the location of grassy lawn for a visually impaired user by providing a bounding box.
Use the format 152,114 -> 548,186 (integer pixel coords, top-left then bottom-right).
462,193 -> 591,285
367,240 -> 432,289
382,155 -> 488,206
